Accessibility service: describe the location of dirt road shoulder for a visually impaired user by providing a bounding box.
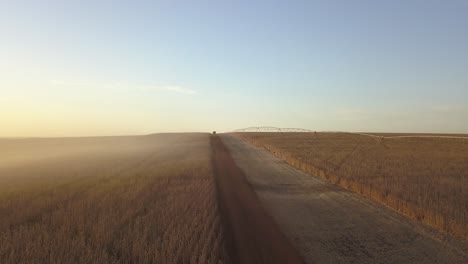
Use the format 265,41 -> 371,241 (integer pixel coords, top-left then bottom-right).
211,135 -> 305,264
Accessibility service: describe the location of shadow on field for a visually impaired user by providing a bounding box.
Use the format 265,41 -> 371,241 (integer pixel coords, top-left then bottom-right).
210,135 -> 305,264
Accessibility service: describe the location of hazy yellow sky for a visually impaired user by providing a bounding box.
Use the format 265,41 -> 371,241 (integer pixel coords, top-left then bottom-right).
1,1 -> 468,137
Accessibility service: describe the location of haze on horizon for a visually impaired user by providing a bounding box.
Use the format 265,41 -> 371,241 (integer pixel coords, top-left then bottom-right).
1,0 -> 467,137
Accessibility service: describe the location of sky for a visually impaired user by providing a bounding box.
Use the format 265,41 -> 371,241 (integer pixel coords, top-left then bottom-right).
1,0 -> 467,136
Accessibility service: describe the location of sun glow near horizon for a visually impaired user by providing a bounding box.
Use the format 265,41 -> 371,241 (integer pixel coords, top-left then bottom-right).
1,0 -> 468,137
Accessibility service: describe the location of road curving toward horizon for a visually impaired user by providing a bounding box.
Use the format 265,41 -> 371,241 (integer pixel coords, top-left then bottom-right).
220,134 -> 468,264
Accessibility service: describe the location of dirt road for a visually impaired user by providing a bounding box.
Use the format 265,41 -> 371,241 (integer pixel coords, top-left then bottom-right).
211,135 -> 304,264
220,134 -> 467,264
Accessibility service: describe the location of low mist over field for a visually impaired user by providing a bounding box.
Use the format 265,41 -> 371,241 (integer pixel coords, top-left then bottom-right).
0,134 -> 230,263
1,0 -> 467,263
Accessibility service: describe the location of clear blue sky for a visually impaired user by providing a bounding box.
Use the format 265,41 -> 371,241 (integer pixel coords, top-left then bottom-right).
1,0 -> 467,136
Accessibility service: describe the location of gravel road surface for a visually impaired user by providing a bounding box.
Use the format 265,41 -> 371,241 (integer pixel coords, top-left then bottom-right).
221,134 -> 467,264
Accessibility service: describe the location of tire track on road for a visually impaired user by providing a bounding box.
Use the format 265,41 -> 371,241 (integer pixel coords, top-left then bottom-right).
210,135 -> 305,264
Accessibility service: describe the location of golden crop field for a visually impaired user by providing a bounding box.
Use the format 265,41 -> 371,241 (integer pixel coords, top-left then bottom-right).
235,132 -> 468,241
0,134 -> 230,264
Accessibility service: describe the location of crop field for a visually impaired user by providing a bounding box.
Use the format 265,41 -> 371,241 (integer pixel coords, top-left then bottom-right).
235,132 -> 468,241
1,132 -> 466,264
0,134 -> 229,264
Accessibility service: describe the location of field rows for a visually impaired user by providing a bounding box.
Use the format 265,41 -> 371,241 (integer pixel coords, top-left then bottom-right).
1,132 -> 466,263
236,132 -> 468,241
0,134 -> 230,264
